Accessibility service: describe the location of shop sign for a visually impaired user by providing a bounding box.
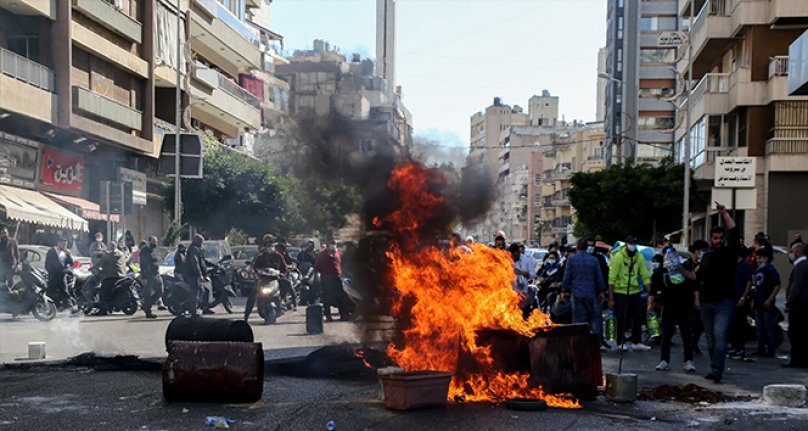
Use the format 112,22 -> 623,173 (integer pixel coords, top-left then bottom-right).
0,132 -> 38,189
41,148 -> 85,194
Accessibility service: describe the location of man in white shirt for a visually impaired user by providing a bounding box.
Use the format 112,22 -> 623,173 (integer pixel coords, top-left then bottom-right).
509,243 -> 538,318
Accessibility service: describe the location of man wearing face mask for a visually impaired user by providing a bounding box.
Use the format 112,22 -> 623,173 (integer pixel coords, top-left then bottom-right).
697,203 -> 740,383
315,238 -> 345,321
608,235 -> 652,352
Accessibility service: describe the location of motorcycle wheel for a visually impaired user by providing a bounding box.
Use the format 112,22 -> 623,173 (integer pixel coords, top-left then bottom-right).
258,303 -> 266,319
263,306 -> 276,325
32,299 -> 57,322
122,299 -> 138,316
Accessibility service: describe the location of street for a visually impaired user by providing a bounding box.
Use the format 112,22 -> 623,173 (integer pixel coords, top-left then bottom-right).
2,299 -> 808,430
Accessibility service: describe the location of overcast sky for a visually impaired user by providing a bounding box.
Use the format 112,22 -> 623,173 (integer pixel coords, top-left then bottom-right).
271,0 -> 607,148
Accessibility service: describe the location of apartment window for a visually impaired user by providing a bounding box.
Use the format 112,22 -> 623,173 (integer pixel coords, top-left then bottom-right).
690,117 -> 706,168
639,87 -> 675,98
618,17 -> 623,31
618,0 -> 624,7
617,49 -> 623,62
640,16 -> 677,31
534,193 -> 542,207
6,36 -> 40,62
637,116 -> 674,130
640,49 -> 675,64
534,174 -> 541,186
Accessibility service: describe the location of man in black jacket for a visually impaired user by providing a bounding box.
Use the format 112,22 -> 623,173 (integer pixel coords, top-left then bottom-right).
139,236 -> 162,319
183,234 -> 209,316
0,225 -> 19,287
784,242 -> 808,368
45,238 -> 72,310
697,203 -> 739,383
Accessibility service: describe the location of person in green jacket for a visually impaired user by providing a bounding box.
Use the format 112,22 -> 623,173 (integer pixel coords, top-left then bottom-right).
608,235 -> 652,351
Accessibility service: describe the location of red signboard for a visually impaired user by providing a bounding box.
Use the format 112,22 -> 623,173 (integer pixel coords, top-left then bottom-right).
41,148 -> 84,194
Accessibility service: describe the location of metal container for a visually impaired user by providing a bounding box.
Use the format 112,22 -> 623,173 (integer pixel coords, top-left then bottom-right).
528,323 -> 602,399
306,304 -> 324,334
605,373 -> 637,403
164,316 -> 253,349
379,371 -> 454,410
377,366 -> 405,400
163,341 -> 264,403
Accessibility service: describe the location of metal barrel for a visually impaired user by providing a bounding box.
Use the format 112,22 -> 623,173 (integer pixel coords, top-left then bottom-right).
165,316 -> 253,349
306,304 -> 324,334
163,341 -> 264,403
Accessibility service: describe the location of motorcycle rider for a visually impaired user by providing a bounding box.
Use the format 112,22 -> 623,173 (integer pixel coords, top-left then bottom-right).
86,233 -> 108,291
184,234 -> 210,315
297,241 -> 317,273
273,242 -> 297,310
95,241 -> 127,315
244,235 -> 287,322
45,237 -> 73,310
139,236 -> 162,319
0,225 -> 19,287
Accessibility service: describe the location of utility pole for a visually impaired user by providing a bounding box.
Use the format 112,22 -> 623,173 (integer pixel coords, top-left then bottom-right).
173,0 -> 182,226
615,134 -> 623,166
682,0 -> 695,247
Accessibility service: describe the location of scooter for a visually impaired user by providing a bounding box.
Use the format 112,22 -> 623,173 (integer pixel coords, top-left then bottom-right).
83,276 -> 140,316
0,263 -> 57,321
162,273 -> 195,316
206,260 -> 237,314
255,268 -> 283,324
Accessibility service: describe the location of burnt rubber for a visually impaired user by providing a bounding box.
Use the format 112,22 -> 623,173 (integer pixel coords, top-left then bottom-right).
504,398 -> 548,411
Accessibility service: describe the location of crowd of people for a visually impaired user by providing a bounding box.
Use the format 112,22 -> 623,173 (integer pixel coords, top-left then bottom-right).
461,203 -> 808,384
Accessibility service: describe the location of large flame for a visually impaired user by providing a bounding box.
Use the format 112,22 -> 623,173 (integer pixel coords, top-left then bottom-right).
378,164 -> 580,409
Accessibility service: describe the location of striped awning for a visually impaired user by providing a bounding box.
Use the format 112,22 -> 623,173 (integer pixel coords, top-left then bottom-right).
0,185 -> 89,232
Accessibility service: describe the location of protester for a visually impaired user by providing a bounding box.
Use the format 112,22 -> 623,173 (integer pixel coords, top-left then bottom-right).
0,225 -> 19,287
174,243 -> 188,281
315,238 -> 346,321
752,246 -> 781,358
274,242 -> 297,309
184,234 -> 209,316
608,235 -> 652,351
698,203 -> 740,383
139,236 -> 162,319
451,232 -> 472,254
297,240 -> 317,273
96,241 -> 127,315
652,242 -> 704,372
561,238 -> 606,347
465,235 -> 475,248
783,242 -> 808,368
728,248 -> 753,360
45,237 -> 72,310
493,235 -> 506,250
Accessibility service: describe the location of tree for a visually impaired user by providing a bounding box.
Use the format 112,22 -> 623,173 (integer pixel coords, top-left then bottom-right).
568,159 -> 703,244
163,145 -> 297,239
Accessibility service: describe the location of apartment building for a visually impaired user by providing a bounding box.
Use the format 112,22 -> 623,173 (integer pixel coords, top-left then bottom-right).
0,0 -> 280,243
605,0 -> 680,165
539,122 -> 607,245
469,97 -> 530,183
674,0 -> 808,244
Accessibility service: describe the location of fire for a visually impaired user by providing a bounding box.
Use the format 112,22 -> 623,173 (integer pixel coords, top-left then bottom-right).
376,163 -> 580,409
354,348 -> 373,368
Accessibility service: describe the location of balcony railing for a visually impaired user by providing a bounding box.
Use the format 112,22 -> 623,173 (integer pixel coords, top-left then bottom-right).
196,63 -> 261,110
692,0 -> 728,36
0,47 -> 54,92
766,138 -> 808,155
769,56 -> 789,79
196,0 -> 259,45
692,72 -> 729,102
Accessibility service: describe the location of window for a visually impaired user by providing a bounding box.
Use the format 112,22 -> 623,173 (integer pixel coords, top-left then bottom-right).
639,87 -> 675,98
640,49 -> 675,64
618,17 -> 623,30
690,117 -> 706,168
640,16 -> 677,31
637,116 -> 675,130
534,193 -> 542,207
534,174 -> 541,186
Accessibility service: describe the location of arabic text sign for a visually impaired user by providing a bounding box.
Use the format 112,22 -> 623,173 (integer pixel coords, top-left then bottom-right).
657,31 -> 684,47
715,157 -> 756,188
41,148 -> 84,194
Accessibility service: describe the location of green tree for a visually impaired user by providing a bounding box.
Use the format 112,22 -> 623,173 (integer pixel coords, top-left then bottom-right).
163,145 -> 297,239
568,159 -> 703,244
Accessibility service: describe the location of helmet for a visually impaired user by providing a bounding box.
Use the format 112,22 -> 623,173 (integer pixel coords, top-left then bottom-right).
192,234 -> 204,246
262,234 -> 274,245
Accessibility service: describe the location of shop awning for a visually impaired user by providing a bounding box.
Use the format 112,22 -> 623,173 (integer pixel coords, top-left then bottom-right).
0,185 -> 89,232
45,193 -> 120,223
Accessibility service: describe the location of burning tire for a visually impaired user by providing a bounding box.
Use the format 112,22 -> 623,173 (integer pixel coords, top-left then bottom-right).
504,398 -> 548,411
32,299 -> 57,322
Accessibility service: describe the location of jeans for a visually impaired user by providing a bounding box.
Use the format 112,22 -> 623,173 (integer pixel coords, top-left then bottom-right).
754,303 -> 779,355
572,295 -> 602,344
614,293 -> 644,345
660,304 -> 694,363
701,299 -> 735,376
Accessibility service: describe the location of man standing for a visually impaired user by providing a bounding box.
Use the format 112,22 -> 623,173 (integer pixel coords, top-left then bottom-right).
728,250 -> 753,360
698,203 -> 740,383
95,242 -> 127,315
45,238 -> 72,309
752,246 -> 781,357
184,234 -> 209,316
315,238 -> 344,322
784,242 -> 808,368
139,236 -> 161,319
562,238 -> 606,345
509,243 -> 538,318
0,225 -> 19,286
608,235 -> 652,352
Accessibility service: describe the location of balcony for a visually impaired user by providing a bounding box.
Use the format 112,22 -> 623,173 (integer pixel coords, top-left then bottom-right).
766,138 -> 808,155
685,0 -> 733,79
71,20 -> 148,78
766,56 -> 808,103
0,0 -> 54,19
768,0 -> 808,25
0,48 -> 56,123
74,86 -> 143,130
191,64 -> 261,136
728,67 -> 767,108
191,0 -> 261,75
73,0 -> 142,44
687,73 -> 729,127
551,170 -> 571,181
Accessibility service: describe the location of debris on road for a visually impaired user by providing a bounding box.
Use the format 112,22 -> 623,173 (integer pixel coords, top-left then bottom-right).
638,384 -> 739,404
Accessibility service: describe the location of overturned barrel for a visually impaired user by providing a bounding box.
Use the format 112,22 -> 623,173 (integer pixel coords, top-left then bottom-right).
163,341 -> 264,403
165,316 -> 253,349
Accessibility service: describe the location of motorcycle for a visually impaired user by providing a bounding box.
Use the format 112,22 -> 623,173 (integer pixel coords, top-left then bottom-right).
255,267 -> 283,325
1,263 -> 57,321
290,265 -> 317,306
162,272 -> 195,316
163,258 -> 235,316
82,276 -> 141,316
205,259 -> 237,314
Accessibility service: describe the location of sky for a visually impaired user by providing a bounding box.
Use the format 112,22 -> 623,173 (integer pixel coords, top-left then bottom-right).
270,0 -> 607,148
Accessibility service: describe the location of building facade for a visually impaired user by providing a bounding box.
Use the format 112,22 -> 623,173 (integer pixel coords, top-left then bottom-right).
674,0 -> 808,244
605,0 -> 680,165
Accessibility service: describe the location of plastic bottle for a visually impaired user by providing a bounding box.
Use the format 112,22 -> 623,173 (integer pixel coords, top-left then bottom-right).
646,311 -> 661,339
326,421 -> 336,431
664,247 -> 685,285
604,310 -> 617,343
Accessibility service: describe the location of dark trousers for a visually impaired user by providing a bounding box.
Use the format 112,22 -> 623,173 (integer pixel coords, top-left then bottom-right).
728,303 -> 749,351
321,276 -> 345,319
754,303 -> 779,355
660,304 -> 694,362
100,277 -> 119,312
788,307 -> 808,366
279,278 -> 297,307
186,277 -> 201,315
47,271 -> 69,309
0,265 -> 14,286
614,292 -> 644,345
141,274 -> 162,314
572,295 -> 602,344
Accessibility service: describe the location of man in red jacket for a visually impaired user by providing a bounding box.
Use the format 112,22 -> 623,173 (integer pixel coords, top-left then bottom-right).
315,238 -> 346,321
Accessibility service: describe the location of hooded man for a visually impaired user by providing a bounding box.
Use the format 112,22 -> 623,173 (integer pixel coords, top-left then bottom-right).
139,236 -> 162,319
184,234 -> 209,315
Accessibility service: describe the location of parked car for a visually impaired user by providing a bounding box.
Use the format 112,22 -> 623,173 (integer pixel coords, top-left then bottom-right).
158,240 -> 235,283
17,245 -> 92,289
524,247 -> 549,263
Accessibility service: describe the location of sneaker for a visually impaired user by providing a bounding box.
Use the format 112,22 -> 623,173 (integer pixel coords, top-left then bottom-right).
684,361 -> 697,372
729,350 -> 744,360
144,313 -> 157,319
632,342 -> 652,352
655,360 -> 671,371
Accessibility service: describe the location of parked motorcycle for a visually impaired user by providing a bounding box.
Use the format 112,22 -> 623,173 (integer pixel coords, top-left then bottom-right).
162,273 -> 195,316
81,276 -> 141,316
255,267 -> 283,325
205,259 -> 237,314
0,263 -> 57,321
